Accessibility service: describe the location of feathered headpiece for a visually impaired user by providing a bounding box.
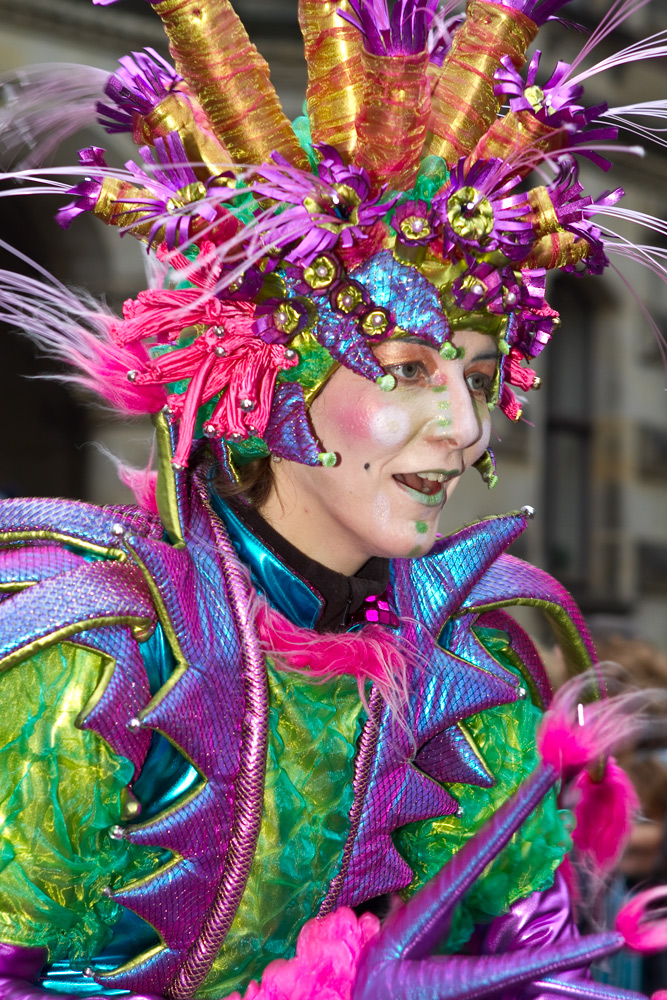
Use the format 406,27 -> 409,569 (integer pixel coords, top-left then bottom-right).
2,0 -> 666,471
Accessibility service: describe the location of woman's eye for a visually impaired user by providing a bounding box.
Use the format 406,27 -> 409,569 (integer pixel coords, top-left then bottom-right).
386,361 -> 428,383
466,371 -> 493,400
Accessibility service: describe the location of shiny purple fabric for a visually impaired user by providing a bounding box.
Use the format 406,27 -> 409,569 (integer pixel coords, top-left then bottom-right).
484,870 -> 589,999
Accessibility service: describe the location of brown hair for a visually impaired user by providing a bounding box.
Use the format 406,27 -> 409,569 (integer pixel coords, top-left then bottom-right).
210,453 -> 275,508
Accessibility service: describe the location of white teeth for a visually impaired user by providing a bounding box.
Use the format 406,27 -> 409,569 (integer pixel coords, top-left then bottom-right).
416,472 -> 446,483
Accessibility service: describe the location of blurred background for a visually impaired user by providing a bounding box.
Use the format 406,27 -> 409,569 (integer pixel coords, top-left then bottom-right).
1,1 -> 667,991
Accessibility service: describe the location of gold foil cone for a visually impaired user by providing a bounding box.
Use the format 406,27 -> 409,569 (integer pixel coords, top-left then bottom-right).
94,177 -> 157,244
153,0 -> 308,169
135,92 -> 232,182
356,49 -> 431,190
467,109 -> 564,175
299,0 -> 364,161
527,184 -> 561,238
425,0 -> 537,163
522,231 -> 591,270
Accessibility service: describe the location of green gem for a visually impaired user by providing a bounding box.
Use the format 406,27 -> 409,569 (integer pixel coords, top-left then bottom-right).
377,374 -> 396,392
318,451 -> 337,468
439,341 -> 458,360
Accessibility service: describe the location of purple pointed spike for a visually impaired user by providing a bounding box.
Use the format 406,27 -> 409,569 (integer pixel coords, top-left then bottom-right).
461,552 -> 596,664
0,544 -> 85,587
0,560 -> 155,668
76,624 -> 152,777
416,724 -> 495,787
264,382 -> 323,465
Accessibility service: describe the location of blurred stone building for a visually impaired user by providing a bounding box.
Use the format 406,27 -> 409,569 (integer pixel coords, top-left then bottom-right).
1,0 -> 666,645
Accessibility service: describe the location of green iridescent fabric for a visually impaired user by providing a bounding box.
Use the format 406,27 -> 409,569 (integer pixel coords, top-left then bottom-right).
198,661 -> 365,998
394,637 -> 573,954
0,643 -> 163,962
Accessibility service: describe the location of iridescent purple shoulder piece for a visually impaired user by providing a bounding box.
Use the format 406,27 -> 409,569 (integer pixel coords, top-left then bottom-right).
0,486 -> 268,998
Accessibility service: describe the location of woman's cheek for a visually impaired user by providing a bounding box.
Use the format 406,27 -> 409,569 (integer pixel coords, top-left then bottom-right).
368,403 -> 410,448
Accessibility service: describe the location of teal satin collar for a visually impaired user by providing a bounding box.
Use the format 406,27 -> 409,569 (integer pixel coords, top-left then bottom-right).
209,492 -> 323,629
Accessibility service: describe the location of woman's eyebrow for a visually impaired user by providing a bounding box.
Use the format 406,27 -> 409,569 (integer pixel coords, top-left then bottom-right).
468,350 -> 500,362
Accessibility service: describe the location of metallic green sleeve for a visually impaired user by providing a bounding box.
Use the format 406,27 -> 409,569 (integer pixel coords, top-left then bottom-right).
0,642 -> 162,962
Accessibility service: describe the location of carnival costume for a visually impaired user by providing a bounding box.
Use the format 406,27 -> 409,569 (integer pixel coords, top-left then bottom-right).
0,0 -> 666,997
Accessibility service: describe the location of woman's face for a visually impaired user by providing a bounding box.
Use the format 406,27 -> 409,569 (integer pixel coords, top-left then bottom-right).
262,328 -> 497,575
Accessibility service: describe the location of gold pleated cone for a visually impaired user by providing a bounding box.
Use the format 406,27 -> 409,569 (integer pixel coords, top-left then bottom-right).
355,48 -> 431,190
299,0 -> 365,161
424,0 -> 537,163
467,109 -> 565,176
135,92 -> 232,182
152,0 -> 309,169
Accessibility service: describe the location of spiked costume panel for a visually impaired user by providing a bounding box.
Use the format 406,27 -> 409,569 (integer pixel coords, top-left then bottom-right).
0,479 -> 607,997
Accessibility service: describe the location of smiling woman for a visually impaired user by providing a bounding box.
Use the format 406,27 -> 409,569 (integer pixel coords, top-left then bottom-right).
262,330 -> 497,572
0,0 -> 666,998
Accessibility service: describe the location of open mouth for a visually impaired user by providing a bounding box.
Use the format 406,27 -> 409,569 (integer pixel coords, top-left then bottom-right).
393,471 -> 457,507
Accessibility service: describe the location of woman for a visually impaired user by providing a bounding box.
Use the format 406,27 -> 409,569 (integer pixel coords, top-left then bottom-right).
0,0 -> 665,997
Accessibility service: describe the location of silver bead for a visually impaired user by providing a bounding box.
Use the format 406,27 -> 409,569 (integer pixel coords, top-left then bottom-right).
520,505 -> 535,519
505,291 -> 518,306
518,687 -> 527,700
127,370 -> 139,383
271,454 -> 282,463
111,523 -> 125,537
214,345 -> 227,357
108,825 -> 125,840
82,968 -> 95,979
284,348 -> 297,361
102,886 -> 113,897
316,265 -> 329,278
127,717 -> 142,732
203,422 -> 217,437
239,398 -> 256,412
456,804 -> 464,818
472,283 -> 484,296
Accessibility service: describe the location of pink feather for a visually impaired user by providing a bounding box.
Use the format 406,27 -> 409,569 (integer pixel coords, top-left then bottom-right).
571,757 -> 639,872
616,886 -> 667,954
223,907 -> 380,1000
255,602 -> 410,721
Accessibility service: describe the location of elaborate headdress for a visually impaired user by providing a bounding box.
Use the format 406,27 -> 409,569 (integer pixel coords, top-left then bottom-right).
2,0 -> 666,472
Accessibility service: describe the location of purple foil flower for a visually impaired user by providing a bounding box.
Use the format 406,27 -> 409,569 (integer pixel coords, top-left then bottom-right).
495,53 -> 618,170
338,0 -> 438,56
253,146 -> 395,265
97,49 -> 183,134
121,132 -> 220,247
56,146 -> 108,229
434,158 -> 534,262
253,298 -> 309,343
546,157 -> 622,275
390,200 -> 437,247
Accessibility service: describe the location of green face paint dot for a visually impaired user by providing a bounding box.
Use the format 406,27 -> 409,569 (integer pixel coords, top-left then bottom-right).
432,385 -> 448,394
437,400 -> 450,409
377,374 -> 396,392
415,520 -> 428,534
437,417 -> 452,428
408,545 -> 424,558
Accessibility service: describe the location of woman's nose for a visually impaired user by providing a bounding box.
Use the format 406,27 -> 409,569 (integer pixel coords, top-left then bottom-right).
424,376 -> 484,452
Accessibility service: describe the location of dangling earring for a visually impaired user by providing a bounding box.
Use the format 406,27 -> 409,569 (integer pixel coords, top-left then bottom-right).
473,449 -> 498,489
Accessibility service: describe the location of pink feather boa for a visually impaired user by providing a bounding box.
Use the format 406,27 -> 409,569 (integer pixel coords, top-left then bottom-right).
223,908 -> 380,1000
254,602 -> 410,719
